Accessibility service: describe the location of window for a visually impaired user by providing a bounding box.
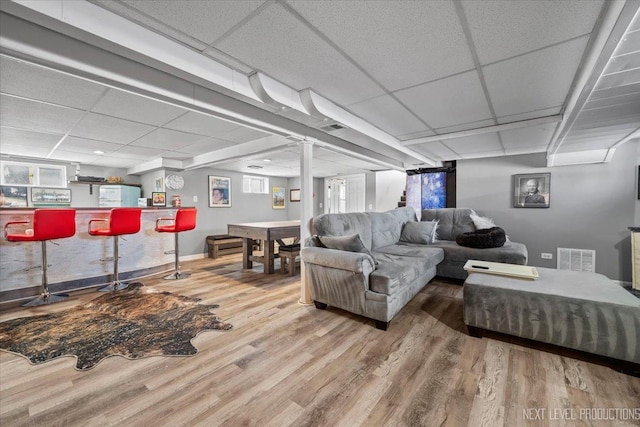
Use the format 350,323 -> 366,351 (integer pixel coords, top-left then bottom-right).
242,175 -> 269,194
0,161 -> 67,188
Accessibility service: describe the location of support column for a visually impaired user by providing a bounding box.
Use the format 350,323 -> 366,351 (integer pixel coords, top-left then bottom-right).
299,139 -> 314,305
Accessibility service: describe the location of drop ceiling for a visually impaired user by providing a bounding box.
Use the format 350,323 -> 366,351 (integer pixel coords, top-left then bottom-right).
0,0 -> 638,178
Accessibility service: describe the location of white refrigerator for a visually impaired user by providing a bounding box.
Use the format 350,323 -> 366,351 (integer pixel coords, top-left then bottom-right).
99,185 -> 141,207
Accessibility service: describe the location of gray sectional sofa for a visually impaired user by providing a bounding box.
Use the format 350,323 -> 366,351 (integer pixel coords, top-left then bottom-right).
301,207 -> 528,329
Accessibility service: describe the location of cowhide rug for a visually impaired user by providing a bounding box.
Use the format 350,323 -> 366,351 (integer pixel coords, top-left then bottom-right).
0,283 -> 232,370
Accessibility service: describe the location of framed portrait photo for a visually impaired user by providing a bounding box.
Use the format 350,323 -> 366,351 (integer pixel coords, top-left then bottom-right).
513,173 -> 550,208
152,192 -> 166,207
209,176 -> 231,208
290,188 -> 300,202
272,186 -> 285,209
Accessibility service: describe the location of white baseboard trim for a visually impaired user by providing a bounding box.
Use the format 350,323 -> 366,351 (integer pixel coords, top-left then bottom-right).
180,253 -> 207,262
613,280 -> 632,287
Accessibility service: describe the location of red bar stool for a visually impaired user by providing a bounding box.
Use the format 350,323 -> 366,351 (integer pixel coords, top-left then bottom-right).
4,209 -> 76,306
155,207 -> 196,280
88,208 -> 142,292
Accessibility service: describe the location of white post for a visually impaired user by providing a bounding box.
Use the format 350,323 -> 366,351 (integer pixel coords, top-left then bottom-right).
299,139 -> 314,305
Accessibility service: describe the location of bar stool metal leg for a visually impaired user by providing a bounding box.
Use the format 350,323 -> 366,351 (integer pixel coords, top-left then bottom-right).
164,233 -> 190,280
22,241 -> 69,307
98,235 -> 130,291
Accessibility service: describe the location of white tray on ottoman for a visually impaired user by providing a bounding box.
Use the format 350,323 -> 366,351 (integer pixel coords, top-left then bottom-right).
463,267 -> 640,366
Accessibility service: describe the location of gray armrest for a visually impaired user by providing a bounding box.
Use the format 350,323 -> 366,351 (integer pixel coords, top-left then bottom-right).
301,247 -> 376,273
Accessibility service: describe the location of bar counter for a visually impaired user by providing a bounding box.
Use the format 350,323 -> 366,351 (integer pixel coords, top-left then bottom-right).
0,207 -> 179,303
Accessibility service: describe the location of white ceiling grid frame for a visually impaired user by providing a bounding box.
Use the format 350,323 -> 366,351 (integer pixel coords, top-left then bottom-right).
483,36 -> 591,118
69,112 -> 156,144
0,55 -> 107,109
442,132 -> 503,155
214,2 -> 385,107
0,94 -> 86,135
395,71 -> 493,129
287,0 -> 474,92
460,0 -> 605,65
91,88 -> 187,126
130,128 -> 210,151
346,94 -> 429,137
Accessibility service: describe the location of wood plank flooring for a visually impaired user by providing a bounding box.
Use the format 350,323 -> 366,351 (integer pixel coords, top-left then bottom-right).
1,255 -> 638,426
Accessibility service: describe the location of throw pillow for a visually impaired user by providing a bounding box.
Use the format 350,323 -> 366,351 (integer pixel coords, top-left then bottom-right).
455,227 -> 506,248
399,220 -> 439,245
470,213 -> 496,230
317,233 -> 378,265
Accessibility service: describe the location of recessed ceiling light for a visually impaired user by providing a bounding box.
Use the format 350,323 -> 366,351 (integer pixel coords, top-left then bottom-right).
263,159 -> 272,162
93,150 -> 105,155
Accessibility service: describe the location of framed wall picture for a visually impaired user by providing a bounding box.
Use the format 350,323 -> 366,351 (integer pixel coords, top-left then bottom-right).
155,176 -> 164,192
272,186 -> 285,209
209,175 -> 231,207
152,192 -> 166,207
31,187 -> 71,206
290,188 -> 300,202
0,186 -> 28,207
513,173 -> 550,208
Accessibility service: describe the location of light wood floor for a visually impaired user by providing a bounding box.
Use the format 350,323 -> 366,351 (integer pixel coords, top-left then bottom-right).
1,255 -> 638,427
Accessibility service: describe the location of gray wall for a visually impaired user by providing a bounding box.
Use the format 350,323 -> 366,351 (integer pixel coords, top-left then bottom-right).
457,141 -> 639,282
285,177 -> 324,220
68,165 -> 141,207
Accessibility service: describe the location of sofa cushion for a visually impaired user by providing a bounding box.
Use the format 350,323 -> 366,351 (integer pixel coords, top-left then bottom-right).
373,244 -> 444,264
469,213 -> 495,230
369,212 -> 402,250
455,227 -> 506,248
430,240 -> 528,265
421,208 -> 475,241
312,212 -> 372,250
318,233 -> 378,265
400,220 -> 438,244
369,253 -> 438,295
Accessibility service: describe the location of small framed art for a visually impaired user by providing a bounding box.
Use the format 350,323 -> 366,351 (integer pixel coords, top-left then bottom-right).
513,173 -> 550,208
152,192 -> 166,207
209,175 -> 231,207
290,189 -> 300,202
272,186 -> 285,209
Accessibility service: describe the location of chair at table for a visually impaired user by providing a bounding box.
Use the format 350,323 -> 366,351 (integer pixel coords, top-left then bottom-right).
155,207 -> 197,280
4,209 -> 76,306
88,208 -> 142,292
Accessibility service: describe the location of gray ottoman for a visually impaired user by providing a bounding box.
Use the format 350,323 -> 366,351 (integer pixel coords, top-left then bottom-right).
463,267 -> 640,364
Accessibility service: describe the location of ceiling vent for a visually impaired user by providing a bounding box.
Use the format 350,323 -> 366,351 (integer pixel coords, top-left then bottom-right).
318,122 -> 346,132
247,165 -> 263,169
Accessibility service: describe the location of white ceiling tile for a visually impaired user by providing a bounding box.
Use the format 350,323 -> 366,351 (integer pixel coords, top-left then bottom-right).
58,136 -> 126,154
484,36 -> 589,117
218,126 -> 270,143
397,129 -> 437,141
131,128 -> 207,150
347,95 -> 427,137
0,127 -> 62,149
0,144 -> 53,158
595,68 -> 640,91
459,149 -> 506,159
497,106 -> 562,124
88,157 -> 141,168
288,0 -> 474,91
604,51 -> 640,76
0,95 -> 85,134
179,138 -> 236,155
504,146 -> 547,156
557,138 -> 621,152
500,123 -> 557,149
164,111 -> 240,136
215,2 -> 384,106
443,133 -> 503,154
435,119 -> 496,135
50,150 -> 102,164
411,142 -> 459,160
70,113 -> 156,144
462,0 -> 604,65
0,57 -> 107,110
395,71 -> 492,129
119,0 -> 265,44
91,89 -> 187,126
109,145 -> 168,160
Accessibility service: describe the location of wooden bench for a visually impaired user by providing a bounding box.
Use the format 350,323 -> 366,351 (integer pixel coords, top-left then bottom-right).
207,235 -> 259,259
